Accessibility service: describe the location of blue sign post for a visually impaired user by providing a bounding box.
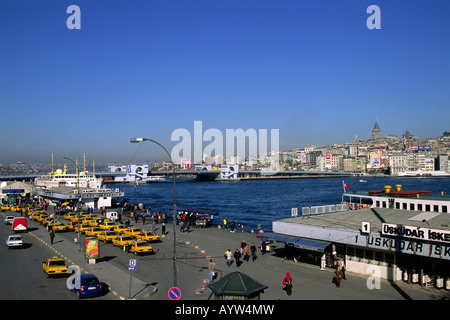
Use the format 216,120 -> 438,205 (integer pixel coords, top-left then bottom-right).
128,259 -> 136,299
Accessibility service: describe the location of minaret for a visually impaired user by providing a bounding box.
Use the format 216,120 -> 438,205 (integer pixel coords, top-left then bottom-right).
372,120 -> 381,140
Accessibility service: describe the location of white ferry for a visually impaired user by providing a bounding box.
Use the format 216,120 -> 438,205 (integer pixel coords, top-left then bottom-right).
34,166 -> 104,189
397,169 -> 450,177
34,152 -> 104,189
146,175 -> 166,182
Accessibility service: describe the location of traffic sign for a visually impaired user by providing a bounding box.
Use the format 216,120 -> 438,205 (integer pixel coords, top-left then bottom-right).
128,259 -> 137,271
168,287 -> 181,300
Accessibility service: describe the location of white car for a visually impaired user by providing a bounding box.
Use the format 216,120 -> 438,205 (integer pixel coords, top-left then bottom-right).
4,216 -> 15,225
6,235 -> 23,248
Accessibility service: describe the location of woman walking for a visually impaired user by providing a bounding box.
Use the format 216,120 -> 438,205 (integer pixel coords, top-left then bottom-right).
334,266 -> 342,288
283,272 -> 293,296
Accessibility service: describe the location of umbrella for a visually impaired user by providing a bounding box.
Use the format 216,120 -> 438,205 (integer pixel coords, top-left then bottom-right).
207,272 -> 268,298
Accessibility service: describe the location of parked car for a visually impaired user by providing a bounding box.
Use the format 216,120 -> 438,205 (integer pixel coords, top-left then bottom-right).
6,235 -> 23,248
97,231 -> 118,243
136,230 -> 161,242
129,240 -> 153,255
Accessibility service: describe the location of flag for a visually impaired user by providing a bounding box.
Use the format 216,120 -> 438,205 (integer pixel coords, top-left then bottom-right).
343,181 -> 350,189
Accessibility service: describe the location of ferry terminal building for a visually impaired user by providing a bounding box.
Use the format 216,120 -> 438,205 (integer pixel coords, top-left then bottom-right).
271,186 -> 450,286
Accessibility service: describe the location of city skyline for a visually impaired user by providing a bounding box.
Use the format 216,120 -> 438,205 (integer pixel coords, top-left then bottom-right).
1,1 -> 449,164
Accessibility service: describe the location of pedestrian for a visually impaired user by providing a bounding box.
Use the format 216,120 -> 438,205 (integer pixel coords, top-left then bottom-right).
240,240 -> 246,254
180,221 -> 185,233
161,223 -> 166,235
340,258 -> 346,280
250,242 -> 258,262
224,249 -> 233,267
234,249 -> 242,267
49,228 -> 55,245
208,259 -> 216,282
243,243 -> 249,262
142,214 -> 146,225
333,266 -> 342,288
283,272 -> 293,296
223,217 -> 228,229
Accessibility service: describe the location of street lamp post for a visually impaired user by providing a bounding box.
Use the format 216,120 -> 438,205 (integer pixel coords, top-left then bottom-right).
130,137 -> 178,288
63,157 -> 82,253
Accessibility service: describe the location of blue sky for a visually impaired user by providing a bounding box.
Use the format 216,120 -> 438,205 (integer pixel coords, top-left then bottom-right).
1,0 -> 449,164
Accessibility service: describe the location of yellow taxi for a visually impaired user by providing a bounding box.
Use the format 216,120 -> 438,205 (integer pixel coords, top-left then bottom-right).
99,220 -> 116,230
63,212 -> 76,220
51,221 -> 68,232
30,209 -> 45,217
81,217 -> 95,225
136,230 -> 161,242
1,204 -> 10,212
11,206 -> 22,213
87,216 -> 103,227
97,230 -> 119,242
43,256 -> 68,277
85,227 -> 103,237
113,224 -> 131,234
130,240 -> 153,255
36,214 -> 49,223
112,235 -> 135,248
123,226 -> 143,237
74,224 -> 91,233
66,221 -> 78,231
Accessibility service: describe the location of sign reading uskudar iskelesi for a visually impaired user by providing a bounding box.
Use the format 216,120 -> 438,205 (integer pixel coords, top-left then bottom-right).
382,223 -> 450,244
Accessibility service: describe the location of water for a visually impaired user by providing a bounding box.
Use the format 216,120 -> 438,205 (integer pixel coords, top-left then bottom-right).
110,176 -> 450,232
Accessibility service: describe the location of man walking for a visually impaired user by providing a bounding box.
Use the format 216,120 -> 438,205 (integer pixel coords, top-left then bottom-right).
234,249 -> 242,267
49,228 -> 55,245
208,259 -> 216,282
224,249 -> 233,267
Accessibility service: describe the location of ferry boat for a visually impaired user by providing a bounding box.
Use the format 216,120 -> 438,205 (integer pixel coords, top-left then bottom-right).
34,166 -> 104,189
343,184 -> 449,213
34,152 -> 103,189
146,176 -> 166,182
397,169 -> 450,177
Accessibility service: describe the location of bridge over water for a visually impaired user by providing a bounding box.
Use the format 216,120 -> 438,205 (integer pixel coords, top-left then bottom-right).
0,170 -> 352,182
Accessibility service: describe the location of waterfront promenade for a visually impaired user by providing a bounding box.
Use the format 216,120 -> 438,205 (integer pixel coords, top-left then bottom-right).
21,210 -> 450,301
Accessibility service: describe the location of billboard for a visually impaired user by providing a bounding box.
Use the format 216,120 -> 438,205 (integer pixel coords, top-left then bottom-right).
85,237 -> 100,260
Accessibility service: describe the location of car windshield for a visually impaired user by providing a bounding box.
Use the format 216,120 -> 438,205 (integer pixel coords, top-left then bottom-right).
82,277 -> 99,285
49,260 -> 66,266
136,242 -> 147,247
9,236 -> 21,241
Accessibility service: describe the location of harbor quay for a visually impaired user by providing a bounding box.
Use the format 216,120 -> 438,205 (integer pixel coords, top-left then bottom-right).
12,207 -> 449,301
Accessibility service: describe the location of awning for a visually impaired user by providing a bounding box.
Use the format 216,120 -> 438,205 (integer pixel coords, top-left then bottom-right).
271,234 -> 330,252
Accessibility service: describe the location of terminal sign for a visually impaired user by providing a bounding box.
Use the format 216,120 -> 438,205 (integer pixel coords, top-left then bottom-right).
382,223 -> 450,244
